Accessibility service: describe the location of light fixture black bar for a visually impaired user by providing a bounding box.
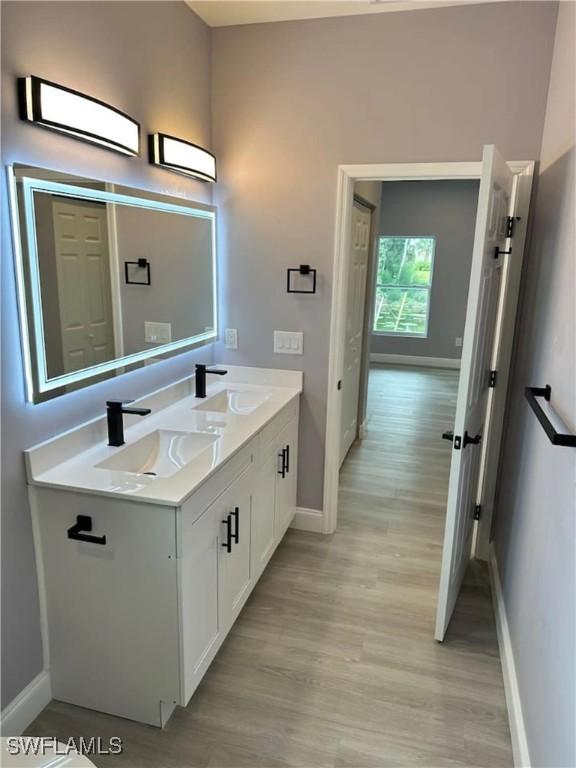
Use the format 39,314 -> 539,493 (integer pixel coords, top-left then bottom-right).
18,75 -> 140,156
148,133 -> 217,182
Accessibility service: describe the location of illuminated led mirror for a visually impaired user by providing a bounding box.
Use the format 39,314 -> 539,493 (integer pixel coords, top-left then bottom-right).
8,165 -> 217,403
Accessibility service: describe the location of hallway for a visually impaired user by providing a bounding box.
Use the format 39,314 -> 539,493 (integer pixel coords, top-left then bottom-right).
27,367 -> 512,767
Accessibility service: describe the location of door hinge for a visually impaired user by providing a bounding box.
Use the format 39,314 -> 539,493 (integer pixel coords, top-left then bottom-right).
474,504 -> 482,521
489,369 -> 497,388
337,380 -> 342,391
506,215 -> 520,238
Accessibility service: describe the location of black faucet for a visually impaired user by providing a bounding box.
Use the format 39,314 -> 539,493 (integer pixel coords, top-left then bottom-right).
195,364 -> 228,398
106,400 -> 151,447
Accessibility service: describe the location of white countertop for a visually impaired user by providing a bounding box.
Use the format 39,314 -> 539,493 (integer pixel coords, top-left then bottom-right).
25,366 -> 302,507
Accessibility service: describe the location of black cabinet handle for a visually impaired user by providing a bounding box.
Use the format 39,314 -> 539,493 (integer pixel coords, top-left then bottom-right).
231,507 -> 239,544
221,513 -> 232,553
463,431 -> 482,447
285,444 -> 290,474
278,448 -> 286,478
441,430 -> 454,442
67,515 -> 106,546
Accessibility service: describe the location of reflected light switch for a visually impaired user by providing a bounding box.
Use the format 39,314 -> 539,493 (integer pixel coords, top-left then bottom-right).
145,321 -> 172,344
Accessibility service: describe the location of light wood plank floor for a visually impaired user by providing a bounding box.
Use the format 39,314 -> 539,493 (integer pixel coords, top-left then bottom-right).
27,366 -> 512,767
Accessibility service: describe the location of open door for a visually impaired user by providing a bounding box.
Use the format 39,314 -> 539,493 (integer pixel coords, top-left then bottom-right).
435,145 -> 515,641
340,199 -> 371,464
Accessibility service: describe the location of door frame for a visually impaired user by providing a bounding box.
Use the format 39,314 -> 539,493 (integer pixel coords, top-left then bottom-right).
323,160 -> 534,553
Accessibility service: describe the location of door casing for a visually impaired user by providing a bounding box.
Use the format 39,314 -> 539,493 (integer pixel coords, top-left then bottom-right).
324,160 -> 535,562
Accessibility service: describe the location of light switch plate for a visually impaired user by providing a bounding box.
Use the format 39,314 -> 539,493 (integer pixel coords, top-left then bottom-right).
225,328 -> 238,350
274,331 -> 303,355
145,321 -> 172,344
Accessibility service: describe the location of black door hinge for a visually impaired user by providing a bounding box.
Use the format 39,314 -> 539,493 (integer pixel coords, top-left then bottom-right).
506,216 -> 519,238
489,370 -> 497,388
474,504 -> 482,521
337,380 -> 342,391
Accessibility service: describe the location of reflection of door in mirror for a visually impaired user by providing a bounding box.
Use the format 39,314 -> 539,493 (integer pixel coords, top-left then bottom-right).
50,199 -> 115,377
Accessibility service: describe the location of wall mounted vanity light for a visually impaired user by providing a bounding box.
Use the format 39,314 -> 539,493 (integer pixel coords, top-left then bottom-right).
18,76 -> 140,156
148,133 -> 217,182
287,264 -> 317,294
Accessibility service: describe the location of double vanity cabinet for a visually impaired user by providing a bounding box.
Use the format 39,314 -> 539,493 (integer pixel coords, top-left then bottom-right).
27,368 -> 301,726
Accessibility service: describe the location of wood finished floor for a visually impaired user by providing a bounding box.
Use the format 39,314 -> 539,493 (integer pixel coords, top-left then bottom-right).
27,366 -> 512,768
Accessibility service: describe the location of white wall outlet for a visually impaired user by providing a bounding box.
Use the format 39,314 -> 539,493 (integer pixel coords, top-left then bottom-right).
145,321 -> 172,344
455,336 -> 463,348
225,328 -> 238,350
274,331 -> 303,355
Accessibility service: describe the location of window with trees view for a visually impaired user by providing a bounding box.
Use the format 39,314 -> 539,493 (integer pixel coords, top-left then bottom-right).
373,236 -> 435,336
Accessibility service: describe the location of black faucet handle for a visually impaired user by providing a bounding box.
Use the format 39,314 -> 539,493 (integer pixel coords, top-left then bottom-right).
106,399 -> 134,409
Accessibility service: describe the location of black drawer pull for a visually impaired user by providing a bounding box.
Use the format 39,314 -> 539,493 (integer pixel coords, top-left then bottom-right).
231,507 -> 239,544
222,513 -> 232,553
67,515 -> 106,546
285,444 -> 290,474
278,448 -> 286,478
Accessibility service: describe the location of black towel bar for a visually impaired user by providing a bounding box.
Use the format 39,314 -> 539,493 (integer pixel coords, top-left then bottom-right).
524,385 -> 576,447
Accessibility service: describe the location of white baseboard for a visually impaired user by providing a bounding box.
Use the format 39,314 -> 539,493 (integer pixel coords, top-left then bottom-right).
290,507 -> 324,533
0,671 -> 51,736
488,546 -> 531,768
370,353 -> 461,369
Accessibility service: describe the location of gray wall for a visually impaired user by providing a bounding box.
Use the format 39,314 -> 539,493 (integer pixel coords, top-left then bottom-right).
212,1 -> 558,510
371,180 -> 479,359
1,1 -> 214,708
493,3 -> 575,766
116,207 -> 215,355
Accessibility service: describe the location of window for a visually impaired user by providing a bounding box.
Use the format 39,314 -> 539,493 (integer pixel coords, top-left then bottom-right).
373,236 -> 435,337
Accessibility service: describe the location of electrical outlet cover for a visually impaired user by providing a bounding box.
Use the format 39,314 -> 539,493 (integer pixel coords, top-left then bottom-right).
274,331 -> 303,355
225,328 -> 238,350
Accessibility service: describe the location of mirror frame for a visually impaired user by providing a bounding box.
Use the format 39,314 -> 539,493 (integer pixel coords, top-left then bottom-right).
7,166 -> 218,402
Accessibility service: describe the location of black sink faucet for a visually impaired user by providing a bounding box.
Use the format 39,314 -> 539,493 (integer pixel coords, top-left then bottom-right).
195,364 -> 228,398
106,400 -> 151,447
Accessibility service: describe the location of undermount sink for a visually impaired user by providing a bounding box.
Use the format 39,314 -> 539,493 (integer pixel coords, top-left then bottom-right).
96,429 -> 219,478
195,389 -> 269,416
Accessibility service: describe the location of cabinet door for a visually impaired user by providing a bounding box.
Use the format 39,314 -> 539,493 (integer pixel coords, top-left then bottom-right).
251,450 -> 277,578
219,480 -> 252,630
275,418 -> 298,540
180,502 -> 220,704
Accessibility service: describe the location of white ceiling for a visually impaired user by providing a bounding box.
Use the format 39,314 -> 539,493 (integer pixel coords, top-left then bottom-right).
185,0 -> 500,28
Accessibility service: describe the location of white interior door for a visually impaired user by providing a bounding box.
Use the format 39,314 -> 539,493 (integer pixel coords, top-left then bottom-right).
435,145 -> 514,641
340,200 -> 371,465
53,199 -> 115,373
